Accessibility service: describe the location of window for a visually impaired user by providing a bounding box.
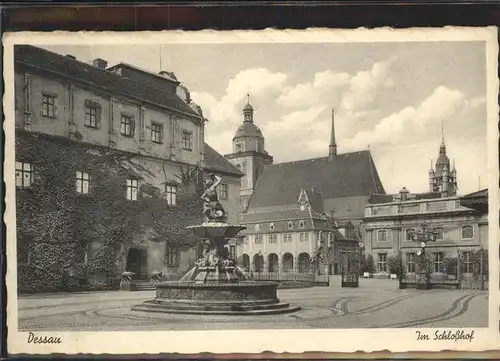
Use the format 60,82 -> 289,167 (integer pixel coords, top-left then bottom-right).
243,236 -> 249,245
269,234 -> 277,244
299,220 -> 305,228
300,233 -> 309,242
166,184 -> 177,206
219,183 -> 229,200
461,225 -> 474,240
15,161 -> 33,188
235,142 -> 242,153
166,246 -> 179,267
255,234 -> 263,244
41,94 -> 56,118
434,227 -> 444,240
406,253 -> 416,273
84,101 -> 100,128
378,253 -> 388,272
182,131 -> 193,151
284,233 -> 292,243
269,222 -> 275,231
120,115 -> 134,137
433,252 -> 444,273
126,179 -> 138,201
76,242 -> 89,265
377,229 -> 389,242
254,224 -> 260,232
76,171 -> 90,194
151,122 -> 163,143
288,221 -> 294,229
462,251 -> 473,273
405,229 -> 415,241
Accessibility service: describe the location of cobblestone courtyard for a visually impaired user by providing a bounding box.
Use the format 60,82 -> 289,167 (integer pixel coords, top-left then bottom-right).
18,279 -> 488,331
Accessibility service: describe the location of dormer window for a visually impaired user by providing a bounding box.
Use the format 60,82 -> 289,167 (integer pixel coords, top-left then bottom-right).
254,224 -> 260,233
299,220 -> 305,228
235,142 -> 242,153
288,221 -> 294,229
269,223 -> 275,231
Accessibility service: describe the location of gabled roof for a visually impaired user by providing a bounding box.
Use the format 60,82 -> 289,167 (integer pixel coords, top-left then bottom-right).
204,143 -> 243,176
248,150 -> 385,209
14,45 -> 201,120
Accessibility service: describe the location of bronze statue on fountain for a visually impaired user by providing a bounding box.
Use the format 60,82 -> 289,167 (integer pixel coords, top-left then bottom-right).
132,174 -> 300,315
201,173 -> 227,223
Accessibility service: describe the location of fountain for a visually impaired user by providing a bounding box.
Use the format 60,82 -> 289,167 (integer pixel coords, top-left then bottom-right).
132,174 -> 300,315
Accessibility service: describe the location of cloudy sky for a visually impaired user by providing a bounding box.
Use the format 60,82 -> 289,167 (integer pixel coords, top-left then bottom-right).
44,41 -> 488,195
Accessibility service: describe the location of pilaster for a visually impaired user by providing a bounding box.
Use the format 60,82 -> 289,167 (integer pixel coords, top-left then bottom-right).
109,97 -> 116,148
23,73 -> 32,131
68,84 -> 76,139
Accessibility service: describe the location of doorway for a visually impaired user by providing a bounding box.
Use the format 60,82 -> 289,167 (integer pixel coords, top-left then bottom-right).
126,247 -> 148,280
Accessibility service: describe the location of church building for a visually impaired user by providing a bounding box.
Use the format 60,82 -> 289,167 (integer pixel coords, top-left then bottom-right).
225,99 -> 386,274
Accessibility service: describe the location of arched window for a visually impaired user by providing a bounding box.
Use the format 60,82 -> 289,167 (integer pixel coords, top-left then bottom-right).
288,221 -> 294,229
377,229 -> 389,242
461,225 -> 474,240
269,222 -> 275,231
299,220 -> 305,228
254,224 -> 260,232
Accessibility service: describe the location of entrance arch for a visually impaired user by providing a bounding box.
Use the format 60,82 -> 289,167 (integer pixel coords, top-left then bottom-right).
298,253 -> 311,273
253,253 -> 264,272
268,253 -> 279,272
241,253 -> 250,271
126,246 -> 148,280
282,253 -> 294,272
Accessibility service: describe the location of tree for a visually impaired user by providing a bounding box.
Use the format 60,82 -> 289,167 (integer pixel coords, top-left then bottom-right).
360,254 -> 375,274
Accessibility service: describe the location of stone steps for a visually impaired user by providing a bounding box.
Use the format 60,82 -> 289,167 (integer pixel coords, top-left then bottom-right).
131,301 -> 301,316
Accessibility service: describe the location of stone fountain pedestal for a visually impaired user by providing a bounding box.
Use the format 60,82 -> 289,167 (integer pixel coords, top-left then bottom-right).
132,222 -> 300,316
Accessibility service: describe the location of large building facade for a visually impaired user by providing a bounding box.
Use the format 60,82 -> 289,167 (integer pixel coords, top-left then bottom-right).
364,139 -> 488,277
14,45 -> 241,292
226,104 -> 385,274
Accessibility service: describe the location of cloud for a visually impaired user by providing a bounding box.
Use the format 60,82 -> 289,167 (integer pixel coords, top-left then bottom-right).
341,86 -> 469,151
340,57 -> 396,112
277,58 -> 395,118
277,71 -> 349,108
191,68 -> 287,154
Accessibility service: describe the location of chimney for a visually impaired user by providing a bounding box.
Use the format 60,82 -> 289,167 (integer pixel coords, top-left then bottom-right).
65,54 -> 76,60
92,58 -> 108,69
329,108 -> 337,161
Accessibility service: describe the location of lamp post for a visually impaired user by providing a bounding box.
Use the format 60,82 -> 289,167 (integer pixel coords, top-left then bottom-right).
408,222 -> 438,290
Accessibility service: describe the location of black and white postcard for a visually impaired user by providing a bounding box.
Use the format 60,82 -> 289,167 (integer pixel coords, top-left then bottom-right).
3,28 -> 499,354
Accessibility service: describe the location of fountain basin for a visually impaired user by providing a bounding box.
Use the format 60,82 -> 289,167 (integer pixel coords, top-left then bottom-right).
131,280 -> 301,315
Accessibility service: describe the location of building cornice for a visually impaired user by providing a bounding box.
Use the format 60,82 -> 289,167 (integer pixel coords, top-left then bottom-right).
224,151 -> 273,161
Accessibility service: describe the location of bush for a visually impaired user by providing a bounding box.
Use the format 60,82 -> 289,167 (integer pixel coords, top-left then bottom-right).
360,254 -> 375,275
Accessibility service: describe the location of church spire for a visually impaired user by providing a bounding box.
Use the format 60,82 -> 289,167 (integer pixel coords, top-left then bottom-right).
329,108 -> 337,161
242,93 -> 254,123
439,120 -> 446,154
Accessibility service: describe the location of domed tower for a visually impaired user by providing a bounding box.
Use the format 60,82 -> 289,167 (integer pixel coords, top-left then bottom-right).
225,94 -> 273,212
429,123 -> 458,197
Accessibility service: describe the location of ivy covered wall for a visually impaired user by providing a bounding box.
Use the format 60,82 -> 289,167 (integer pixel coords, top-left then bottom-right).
16,130 -> 204,293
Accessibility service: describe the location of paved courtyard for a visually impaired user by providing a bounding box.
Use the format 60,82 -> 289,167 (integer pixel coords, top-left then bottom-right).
18,279 -> 488,331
